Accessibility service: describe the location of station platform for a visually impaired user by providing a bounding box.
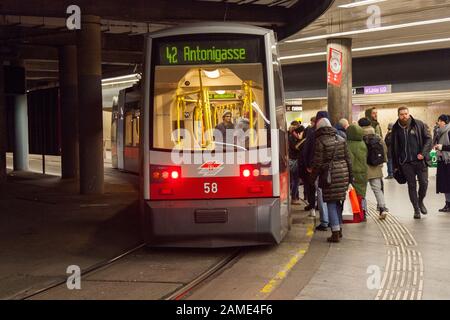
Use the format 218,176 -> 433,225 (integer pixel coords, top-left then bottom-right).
1,161 -> 449,300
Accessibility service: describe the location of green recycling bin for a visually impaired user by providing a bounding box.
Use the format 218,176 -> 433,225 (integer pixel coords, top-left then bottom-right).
430,150 -> 438,168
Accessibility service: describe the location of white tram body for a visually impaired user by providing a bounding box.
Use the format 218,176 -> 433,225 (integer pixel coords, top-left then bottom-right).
135,23 -> 290,247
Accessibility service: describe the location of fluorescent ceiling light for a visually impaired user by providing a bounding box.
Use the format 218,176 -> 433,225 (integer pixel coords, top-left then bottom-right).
102,73 -> 141,83
338,0 -> 386,9
280,37 -> 450,61
284,17 -> 450,43
203,69 -> 220,79
215,90 -> 226,95
101,79 -> 139,87
280,52 -> 327,60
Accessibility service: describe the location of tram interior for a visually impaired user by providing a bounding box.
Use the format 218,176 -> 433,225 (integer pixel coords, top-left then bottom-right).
153,63 -> 269,151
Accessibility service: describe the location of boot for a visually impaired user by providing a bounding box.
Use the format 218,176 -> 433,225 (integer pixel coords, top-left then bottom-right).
414,209 -> 421,219
419,200 -> 428,215
439,202 -> 450,212
327,231 -> 340,243
339,229 -> 343,238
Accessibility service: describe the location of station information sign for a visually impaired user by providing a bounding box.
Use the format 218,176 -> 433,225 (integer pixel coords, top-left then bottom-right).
155,37 -> 261,65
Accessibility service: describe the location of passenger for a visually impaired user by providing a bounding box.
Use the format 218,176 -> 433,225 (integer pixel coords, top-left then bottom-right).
303,111 -> 330,227
335,118 -> 349,140
300,117 -> 316,204
384,123 -> 394,179
289,120 -> 300,133
365,107 -> 383,138
391,106 -> 432,219
215,109 -> 235,144
358,117 -> 389,220
234,110 -> 256,149
434,114 -> 450,212
289,125 -> 305,204
311,117 -> 352,243
346,124 -> 368,220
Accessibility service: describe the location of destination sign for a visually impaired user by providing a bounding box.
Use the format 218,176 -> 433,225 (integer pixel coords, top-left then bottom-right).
155,37 -> 261,65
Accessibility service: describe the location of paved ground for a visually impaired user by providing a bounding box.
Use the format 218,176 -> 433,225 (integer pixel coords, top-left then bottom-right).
2,158 -> 450,300
0,167 -> 141,299
289,167 -> 450,300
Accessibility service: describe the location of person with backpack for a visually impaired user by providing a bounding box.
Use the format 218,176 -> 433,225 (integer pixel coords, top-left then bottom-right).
358,118 -> 389,219
365,107 -> 383,138
391,106 -> 432,219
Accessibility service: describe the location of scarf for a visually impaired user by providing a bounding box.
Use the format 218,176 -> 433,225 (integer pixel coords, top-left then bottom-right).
437,123 -> 450,164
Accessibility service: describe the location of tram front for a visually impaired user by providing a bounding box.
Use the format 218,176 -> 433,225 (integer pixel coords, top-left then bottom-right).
141,23 -> 289,247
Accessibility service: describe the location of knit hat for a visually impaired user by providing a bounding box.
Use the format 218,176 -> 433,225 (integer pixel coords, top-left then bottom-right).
438,114 -> 449,124
316,117 -> 332,129
358,117 -> 371,127
316,111 -> 329,122
222,110 -> 232,118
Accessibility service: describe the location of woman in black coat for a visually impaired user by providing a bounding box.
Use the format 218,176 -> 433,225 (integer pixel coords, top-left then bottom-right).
435,114 -> 450,212
311,118 -> 352,242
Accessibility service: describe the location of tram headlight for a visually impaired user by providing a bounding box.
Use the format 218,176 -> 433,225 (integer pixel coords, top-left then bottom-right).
171,171 -> 179,179
242,169 -> 251,178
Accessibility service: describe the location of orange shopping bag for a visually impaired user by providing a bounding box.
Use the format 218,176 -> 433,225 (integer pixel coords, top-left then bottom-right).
348,186 -> 361,214
343,186 -> 363,223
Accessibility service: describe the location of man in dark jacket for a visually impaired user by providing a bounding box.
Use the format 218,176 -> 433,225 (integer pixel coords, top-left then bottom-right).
302,111 -> 330,229
391,106 -> 432,219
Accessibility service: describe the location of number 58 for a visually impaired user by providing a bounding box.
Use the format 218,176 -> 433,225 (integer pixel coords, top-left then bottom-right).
204,183 -> 218,194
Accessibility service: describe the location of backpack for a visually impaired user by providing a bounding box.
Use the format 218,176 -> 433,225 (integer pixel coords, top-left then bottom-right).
363,134 -> 385,166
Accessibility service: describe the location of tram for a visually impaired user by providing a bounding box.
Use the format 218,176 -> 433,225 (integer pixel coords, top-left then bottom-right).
111,85 -> 141,173
121,23 -> 290,247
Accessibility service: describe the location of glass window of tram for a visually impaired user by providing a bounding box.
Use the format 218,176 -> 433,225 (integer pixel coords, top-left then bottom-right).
152,64 -> 270,152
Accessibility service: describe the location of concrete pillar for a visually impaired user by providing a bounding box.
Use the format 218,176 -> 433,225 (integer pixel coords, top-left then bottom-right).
59,45 -> 79,179
327,38 -> 352,125
77,15 -> 104,194
0,60 -> 6,182
12,61 -> 29,171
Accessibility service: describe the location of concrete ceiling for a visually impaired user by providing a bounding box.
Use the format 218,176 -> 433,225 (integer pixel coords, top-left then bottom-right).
0,0 -> 334,88
279,0 -> 450,64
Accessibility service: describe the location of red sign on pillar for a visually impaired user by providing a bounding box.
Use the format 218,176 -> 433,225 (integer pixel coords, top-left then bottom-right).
327,47 -> 343,87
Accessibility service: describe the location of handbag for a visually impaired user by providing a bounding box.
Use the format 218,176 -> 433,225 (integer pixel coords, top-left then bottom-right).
319,137 -> 338,188
393,167 -> 407,184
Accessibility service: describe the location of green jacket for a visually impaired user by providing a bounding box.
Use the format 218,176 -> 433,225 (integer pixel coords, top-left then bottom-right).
362,125 -> 387,180
347,125 -> 368,197
365,108 -> 383,138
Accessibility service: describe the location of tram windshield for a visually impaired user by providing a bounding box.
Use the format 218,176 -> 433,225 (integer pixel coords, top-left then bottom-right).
152,37 -> 269,151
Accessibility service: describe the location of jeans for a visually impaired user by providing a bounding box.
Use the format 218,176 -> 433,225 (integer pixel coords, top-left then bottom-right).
446,193 -> 450,202
401,161 -> 428,210
327,201 -> 343,232
369,178 -> 386,210
289,160 -> 300,200
315,178 -> 329,227
387,158 -> 393,176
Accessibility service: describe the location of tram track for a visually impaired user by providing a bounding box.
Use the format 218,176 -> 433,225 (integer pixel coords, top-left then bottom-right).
12,244 -> 243,300
162,248 -> 243,300
15,242 -> 147,300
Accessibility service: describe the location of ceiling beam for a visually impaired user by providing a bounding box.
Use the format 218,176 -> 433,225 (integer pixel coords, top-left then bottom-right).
0,0 -> 287,25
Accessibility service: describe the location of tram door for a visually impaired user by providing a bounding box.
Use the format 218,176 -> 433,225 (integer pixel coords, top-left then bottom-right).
123,89 -> 141,173
111,96 -> 119,169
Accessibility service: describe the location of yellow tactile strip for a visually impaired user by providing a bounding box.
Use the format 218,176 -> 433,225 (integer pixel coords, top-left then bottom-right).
367,204 -> 424,300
